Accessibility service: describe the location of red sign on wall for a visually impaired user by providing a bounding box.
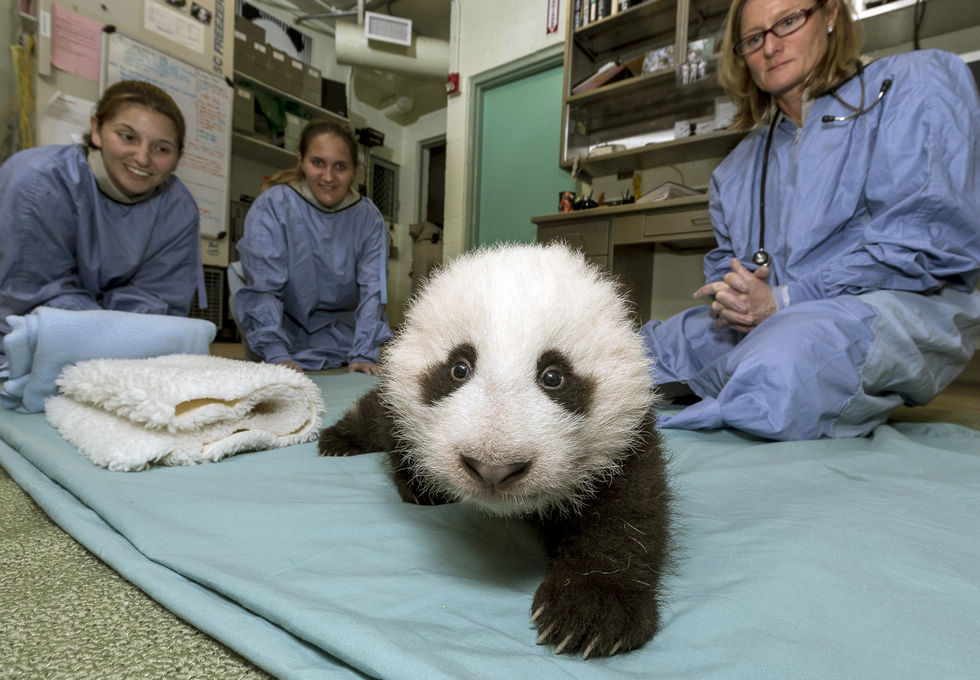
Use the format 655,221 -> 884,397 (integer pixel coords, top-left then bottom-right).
547,0 -> 560,34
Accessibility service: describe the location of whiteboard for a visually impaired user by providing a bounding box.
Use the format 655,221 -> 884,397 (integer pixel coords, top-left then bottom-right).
104,31 -> 232,239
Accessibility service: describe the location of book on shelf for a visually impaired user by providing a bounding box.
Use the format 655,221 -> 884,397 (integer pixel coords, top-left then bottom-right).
571,54 -> 644,95
577,0 -> 620,29
572,60 -> 628,94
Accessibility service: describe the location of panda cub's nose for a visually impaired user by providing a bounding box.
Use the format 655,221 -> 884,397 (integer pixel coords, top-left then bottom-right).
461,456 -> 529,487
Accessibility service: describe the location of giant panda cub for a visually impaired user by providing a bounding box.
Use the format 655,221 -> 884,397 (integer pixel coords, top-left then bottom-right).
318,242 -> 673,658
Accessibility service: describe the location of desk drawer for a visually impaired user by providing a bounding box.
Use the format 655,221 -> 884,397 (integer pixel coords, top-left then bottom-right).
537,220 -> 610,256
643,207 -> 713,238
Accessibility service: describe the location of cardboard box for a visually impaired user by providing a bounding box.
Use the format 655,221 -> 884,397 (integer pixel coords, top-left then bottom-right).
233,19 -> 268,81
287,58 -> 306,99
303,64 -> 322,105
234,16 -> 264,44
233,29 -> 251,74
249,41 -> 270,82
237,40 -> 268,81
267,47 -> 290,90
232,86 -> 254,133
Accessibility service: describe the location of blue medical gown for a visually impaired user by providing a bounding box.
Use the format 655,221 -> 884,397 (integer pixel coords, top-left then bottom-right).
0,144 -> 203,364
641,50 -> 980,440
234,185 -> 393,370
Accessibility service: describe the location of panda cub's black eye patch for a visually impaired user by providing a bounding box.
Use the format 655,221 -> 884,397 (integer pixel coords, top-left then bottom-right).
421,343 -> 477,405
536,350 -> 594,416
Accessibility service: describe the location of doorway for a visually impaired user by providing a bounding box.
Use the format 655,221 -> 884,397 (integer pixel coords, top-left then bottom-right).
419,136 -> 446,226
468,45 -> 573,247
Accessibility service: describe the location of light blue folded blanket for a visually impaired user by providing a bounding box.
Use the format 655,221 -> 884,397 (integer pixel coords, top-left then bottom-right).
1,307 -> 216,413
0,373 -> 978,679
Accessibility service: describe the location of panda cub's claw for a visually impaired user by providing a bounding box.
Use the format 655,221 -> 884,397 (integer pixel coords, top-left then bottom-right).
530,602 -> 622,659
530,573 -> 659,658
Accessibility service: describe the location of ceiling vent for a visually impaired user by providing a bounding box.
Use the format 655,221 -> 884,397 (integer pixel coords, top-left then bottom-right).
364,12 -> 413,47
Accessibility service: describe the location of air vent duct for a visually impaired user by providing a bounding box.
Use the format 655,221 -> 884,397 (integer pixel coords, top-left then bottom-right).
365,12 -> 413,46
335,20 -> 448,80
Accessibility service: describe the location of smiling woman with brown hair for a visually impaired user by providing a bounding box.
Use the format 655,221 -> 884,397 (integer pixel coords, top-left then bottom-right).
0,79 -> 202,371
232,119 -> 392,376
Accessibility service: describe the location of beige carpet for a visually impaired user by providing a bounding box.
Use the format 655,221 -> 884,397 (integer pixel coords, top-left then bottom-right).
0,465 -> 271,680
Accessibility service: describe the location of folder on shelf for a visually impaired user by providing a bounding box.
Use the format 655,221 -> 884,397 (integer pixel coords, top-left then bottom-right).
636,181 -> 706,204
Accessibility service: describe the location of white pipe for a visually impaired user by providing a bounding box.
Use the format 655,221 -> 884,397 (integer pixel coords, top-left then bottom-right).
335,21 -> 449,79
380,95 -> 414,117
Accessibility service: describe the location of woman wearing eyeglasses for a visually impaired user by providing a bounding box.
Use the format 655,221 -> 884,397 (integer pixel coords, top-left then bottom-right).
640,0 -> 980,440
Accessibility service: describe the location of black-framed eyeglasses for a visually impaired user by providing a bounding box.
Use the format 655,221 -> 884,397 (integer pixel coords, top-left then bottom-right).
733,0 -> 828,56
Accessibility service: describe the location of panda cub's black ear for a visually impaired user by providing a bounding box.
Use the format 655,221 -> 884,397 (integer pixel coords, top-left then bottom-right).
536,349 -> 594,417
420,343 -> 478,406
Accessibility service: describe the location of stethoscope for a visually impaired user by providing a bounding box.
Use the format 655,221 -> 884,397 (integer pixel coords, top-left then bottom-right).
752,64 -> 893,267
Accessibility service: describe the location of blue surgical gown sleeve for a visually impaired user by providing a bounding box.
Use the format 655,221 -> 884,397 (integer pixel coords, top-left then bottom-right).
704,172 -> 739,286
350,207 -> 390,365
786,51 -> 980,303
1,150 -> 100,313
234,195 -> 295,364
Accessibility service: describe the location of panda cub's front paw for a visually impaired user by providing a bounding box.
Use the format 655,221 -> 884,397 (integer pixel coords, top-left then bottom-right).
316,425 -> 362,457
530,572 -> 660,658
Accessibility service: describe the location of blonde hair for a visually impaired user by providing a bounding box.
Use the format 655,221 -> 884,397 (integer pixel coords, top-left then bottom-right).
84,80 -> 187,151
718,0 -> 862,130
262,119 -> 359,192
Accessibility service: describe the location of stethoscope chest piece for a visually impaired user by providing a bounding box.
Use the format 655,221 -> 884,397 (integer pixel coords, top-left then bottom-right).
752,249 -> 772,267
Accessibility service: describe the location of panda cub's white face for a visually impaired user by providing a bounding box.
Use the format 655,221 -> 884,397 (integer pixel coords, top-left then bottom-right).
381,243 -> 656,517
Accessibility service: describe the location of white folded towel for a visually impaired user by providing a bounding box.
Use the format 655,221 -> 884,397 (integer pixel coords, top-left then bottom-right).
45,354 -> 325,471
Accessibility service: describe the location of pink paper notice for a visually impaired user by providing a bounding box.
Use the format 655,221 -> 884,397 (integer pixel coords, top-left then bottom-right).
51,3 -> 104,82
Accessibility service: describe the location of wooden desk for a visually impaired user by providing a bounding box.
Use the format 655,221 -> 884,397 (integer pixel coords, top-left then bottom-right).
533,196 -> 716,323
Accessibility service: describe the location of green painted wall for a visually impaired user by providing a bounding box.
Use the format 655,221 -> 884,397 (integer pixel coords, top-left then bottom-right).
477,65 -> 574,246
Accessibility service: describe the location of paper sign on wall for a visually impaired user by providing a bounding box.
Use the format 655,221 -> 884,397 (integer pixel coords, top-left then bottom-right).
50,3 -> 103,82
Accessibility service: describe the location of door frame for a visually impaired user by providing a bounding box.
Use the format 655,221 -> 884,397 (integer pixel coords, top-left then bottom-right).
464,43 -> 564,250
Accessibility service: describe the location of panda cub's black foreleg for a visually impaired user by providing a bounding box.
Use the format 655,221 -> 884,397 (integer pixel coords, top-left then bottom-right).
318,388 -> 454,507
530,427 -> 672,658
317,386 -> 396,457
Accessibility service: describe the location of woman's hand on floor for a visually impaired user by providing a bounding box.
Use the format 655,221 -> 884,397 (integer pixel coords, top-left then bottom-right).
349,361 -> 381,376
